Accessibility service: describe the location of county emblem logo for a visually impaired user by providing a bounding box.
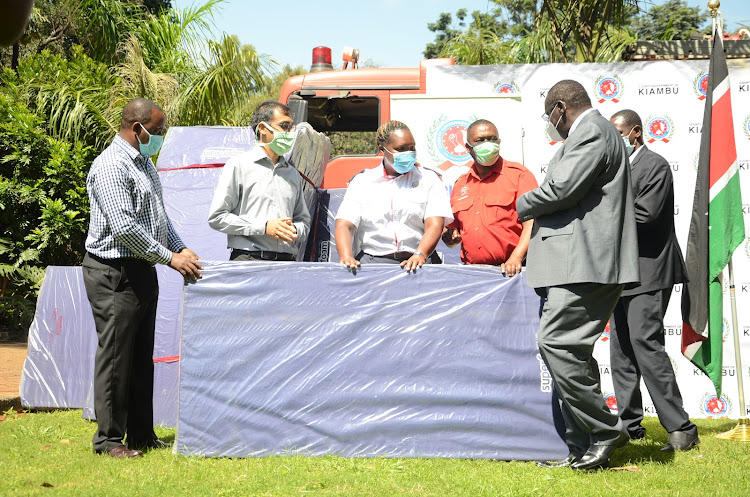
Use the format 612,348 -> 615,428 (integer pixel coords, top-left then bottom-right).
594,75 -> 624,103
693,72 -> 709,100
604,392 -> 618,413
428,116 -> 472,165
699,393 -> 732,417
645,116 -> 675,144
492,81 -> 520,94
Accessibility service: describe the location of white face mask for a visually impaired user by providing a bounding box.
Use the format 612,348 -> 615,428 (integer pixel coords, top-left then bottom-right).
546,112 -> 564,142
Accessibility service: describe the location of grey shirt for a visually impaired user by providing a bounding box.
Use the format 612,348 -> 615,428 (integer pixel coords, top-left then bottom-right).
208,146 -> 311,255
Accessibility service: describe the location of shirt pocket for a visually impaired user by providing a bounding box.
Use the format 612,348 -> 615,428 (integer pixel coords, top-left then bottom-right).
484,191 -> 515,208
452,196 -> 474,214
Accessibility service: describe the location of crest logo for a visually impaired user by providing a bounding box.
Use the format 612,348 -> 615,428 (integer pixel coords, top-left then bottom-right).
693,72 -> 709,100
604,392 -> 618,413
459,185 -> 469,196
645,116 -> 675,144
428,116 -> 472,165
595,75 -> 624,103
600,320 -> 611,342
493,81 -> 520,94
699,393 -> 732,417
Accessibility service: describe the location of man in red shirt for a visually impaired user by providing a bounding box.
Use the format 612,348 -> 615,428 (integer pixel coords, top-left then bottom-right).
441,119 -> 537,275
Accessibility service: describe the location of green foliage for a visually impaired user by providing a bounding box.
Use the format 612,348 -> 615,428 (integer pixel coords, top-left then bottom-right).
0,78 -> 94,335
631,0 -> 708,40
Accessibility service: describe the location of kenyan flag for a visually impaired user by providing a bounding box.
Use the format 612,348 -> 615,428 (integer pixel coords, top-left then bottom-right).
681,30 -> 745,396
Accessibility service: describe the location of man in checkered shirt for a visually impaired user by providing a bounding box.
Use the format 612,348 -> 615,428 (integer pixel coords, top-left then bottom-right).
82,98 -> 202,459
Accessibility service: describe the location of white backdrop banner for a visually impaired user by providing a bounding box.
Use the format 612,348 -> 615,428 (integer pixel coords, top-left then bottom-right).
414,59 -> 750,420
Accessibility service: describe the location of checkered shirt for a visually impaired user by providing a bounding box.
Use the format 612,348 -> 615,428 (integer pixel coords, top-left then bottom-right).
84,135 -> 186,265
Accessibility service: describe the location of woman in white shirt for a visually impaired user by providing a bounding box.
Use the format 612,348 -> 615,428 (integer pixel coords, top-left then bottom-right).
335,120 -> 453,271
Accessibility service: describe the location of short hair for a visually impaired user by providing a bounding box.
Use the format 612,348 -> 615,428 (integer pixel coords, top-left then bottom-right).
610,109 -> 642,129
376,120 -> 411,148
467,119 -> 497,138
121,98 -> 163,129
547,80 -> 592,110
250,100 -> 291,130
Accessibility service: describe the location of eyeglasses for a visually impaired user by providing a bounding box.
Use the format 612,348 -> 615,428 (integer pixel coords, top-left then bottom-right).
269,121 -> 295,132
541,101 -> 560,122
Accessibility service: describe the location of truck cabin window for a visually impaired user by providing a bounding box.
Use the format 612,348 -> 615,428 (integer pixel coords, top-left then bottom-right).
303,95 -> 379,156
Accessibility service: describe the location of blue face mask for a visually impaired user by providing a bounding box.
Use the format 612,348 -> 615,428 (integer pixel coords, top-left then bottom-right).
136,124 -> 164,157
387,148 -> 417,174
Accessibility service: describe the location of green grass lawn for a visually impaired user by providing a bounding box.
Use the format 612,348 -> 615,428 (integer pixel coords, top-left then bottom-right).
1,410 -> 749,496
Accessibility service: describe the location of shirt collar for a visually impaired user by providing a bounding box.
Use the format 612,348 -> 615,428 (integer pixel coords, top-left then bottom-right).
251,144 -> 289,168
113,135 -> 148,166
568,108 -> 596,136
468,156 -> 503,181
629,145 -> 644,163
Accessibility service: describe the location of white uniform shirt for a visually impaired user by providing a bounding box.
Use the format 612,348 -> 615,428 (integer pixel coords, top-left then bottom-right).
336,163 -> 453,256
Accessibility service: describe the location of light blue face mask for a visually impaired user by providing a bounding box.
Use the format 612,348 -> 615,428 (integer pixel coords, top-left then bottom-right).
387,148 -> 417,174
623,126 -> 636,156
137,124 -> 164,157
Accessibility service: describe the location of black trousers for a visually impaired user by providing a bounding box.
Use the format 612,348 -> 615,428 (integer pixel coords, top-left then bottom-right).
82,253 -> 159,452
610,288 -> 696,435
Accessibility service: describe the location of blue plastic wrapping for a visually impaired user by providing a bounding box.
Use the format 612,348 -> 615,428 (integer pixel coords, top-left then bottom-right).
20,267 -> 95,409
175,261 -> 566,460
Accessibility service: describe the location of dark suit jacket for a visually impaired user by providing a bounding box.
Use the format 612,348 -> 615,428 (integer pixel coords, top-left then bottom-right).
620,145 -> 686,297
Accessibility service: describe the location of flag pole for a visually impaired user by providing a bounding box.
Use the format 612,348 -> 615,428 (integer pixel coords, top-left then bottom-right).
717,257 -> 750,441
707,0 -> 750,441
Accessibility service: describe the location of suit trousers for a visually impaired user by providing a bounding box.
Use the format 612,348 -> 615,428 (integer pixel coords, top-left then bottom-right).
610,288 -> 696,435
82,253 -> 159,453
538,283 -> 625,454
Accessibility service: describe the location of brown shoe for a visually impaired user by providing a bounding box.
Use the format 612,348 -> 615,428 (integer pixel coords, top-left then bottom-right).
106,445 -> 144,459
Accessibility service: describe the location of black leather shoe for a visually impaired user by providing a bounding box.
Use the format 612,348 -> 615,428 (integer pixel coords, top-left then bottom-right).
571,432 -> 629,471
536,453 -> 581,468
660,430 -> 700,452
128,438 -> 171,451
629,427 -> 646,440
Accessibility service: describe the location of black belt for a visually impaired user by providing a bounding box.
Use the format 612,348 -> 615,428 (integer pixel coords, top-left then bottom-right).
233,249 -> 296,261
86,252 -> 154,268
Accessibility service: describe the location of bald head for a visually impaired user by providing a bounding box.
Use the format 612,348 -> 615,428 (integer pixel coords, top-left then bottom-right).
121,98 -> 164,131
545,80 -> 592,112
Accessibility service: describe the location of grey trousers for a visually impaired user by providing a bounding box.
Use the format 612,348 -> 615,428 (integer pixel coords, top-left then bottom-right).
610,288 -> 696,435
537,283 -> 625,454
82,253 -> 159,453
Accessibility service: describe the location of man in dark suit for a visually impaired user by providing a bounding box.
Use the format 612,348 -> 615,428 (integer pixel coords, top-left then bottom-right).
517,80 -> 640,470
609,109 -> 699,452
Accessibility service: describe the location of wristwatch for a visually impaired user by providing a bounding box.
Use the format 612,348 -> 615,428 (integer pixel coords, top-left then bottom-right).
414,250 -> 426,258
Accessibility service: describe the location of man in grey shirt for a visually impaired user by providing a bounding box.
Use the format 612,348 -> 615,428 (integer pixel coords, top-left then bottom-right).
208,100 -> 311,261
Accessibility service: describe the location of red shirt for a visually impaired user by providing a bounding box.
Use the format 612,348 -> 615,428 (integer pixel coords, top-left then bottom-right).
448,157 -> 538,265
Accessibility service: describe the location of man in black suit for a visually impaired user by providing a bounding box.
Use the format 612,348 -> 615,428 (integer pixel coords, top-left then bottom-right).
609,109 -> 699,452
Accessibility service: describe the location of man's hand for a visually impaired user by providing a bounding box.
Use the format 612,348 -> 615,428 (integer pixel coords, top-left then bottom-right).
266,217 -> 297,243
340,255 -> 361,270
500,255 -> 523,277
169,248 -> 203,282
401,252 -> 426,272
441,227 -> 461,247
